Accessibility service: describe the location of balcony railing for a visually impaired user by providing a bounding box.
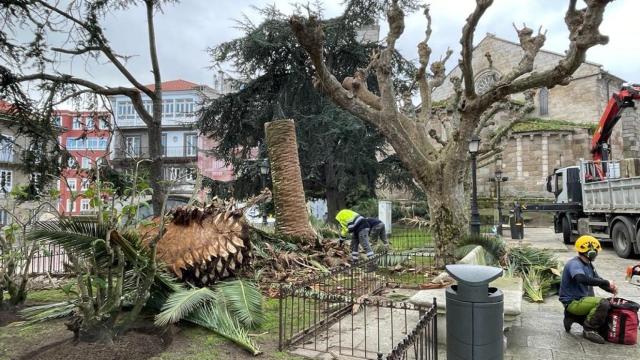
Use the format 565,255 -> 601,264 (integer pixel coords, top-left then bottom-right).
113,146 -> 198,160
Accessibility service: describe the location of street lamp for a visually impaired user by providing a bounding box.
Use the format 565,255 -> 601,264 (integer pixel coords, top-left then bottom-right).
489,156 -> 509,235
469,135 -> 481,236
258,158 -> 270,225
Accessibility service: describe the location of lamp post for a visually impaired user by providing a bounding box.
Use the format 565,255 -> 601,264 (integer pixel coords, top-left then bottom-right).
258,158 -> 270,225
489,156 -> 509,236
469,135 -> 481,236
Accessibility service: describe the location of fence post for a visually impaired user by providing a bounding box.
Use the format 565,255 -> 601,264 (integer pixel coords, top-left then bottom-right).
433,297 -> 438,360
278,283 -> 284,351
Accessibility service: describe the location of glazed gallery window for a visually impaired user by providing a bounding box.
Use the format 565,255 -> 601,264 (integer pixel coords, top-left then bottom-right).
539,87 -> 549,116
185,134 -> 197,156
72,117 -> 83,129
0,170 -> 12,192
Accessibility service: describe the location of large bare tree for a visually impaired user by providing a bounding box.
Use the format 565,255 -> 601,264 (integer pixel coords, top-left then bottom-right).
290,0 -> 613,262
0,0 -> 171,215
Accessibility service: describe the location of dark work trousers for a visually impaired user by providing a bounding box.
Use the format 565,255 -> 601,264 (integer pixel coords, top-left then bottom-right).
351,227 -> 374,262
369,222 -> 388,245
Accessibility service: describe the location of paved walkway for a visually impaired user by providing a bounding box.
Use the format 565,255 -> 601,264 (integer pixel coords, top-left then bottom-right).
504,227 -> 640,360
289,228 -> 640,359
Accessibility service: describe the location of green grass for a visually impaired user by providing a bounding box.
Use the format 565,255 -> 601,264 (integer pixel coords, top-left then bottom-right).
26,289 -> 71,303
389,227 -> 432,251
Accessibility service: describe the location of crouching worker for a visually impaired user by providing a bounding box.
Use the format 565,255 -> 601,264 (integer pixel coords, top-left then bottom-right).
336,209 -> 388,262
559,235 -> 617,344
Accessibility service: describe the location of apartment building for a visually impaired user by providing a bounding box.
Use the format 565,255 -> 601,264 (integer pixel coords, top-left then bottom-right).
56,110 -> 111,215
0,102 -> 32,224
109,79 -> 233,196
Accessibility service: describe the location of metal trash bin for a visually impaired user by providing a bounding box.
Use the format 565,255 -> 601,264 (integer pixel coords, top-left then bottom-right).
446,264 -> 504,360
508,215 -> 523,239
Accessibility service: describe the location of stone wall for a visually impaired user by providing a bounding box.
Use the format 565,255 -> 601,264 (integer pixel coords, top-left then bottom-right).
478,129 -> 593,199
431,34 -> 637,198
432,35 -> 607,124
621,110 -> 640,158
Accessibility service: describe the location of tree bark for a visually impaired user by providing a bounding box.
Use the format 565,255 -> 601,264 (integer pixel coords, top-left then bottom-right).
265,119 -> 317,242
324,157 -> 345,223
149,104 -> 164,216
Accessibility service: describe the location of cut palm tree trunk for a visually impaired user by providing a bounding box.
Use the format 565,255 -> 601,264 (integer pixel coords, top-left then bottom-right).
264,119 -> 317,242
141,206 -> 252,286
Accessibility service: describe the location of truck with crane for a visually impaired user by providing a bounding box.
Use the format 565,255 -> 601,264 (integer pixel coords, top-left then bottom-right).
526,84 -> 640,258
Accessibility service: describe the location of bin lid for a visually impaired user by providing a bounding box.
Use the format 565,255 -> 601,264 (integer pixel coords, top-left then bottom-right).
445,264 -> 503,286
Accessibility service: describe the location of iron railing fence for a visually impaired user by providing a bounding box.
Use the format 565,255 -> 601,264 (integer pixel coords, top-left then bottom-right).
388,227 -> 432,252
386,301 -> 438,360
0,242 -> 69,275
278,252 -> 438,359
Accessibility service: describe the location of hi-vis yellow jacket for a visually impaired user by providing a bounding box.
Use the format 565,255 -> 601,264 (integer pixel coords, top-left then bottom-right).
335,209 -> 364,237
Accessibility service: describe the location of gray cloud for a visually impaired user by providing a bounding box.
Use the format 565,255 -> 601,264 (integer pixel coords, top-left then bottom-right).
32,1 -> 640,96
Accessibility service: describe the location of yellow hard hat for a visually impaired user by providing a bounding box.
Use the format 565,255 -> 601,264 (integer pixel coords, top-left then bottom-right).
575,235 -> 601,253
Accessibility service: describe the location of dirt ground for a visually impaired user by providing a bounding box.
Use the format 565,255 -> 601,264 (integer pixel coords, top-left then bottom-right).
0,310 -> 21,328
20,331 -> 168,360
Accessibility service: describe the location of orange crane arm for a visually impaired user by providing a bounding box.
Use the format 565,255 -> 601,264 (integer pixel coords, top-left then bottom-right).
591,84 -> 640,162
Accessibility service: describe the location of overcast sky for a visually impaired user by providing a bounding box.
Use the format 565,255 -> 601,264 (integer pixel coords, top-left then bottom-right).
52,0 -> 640,94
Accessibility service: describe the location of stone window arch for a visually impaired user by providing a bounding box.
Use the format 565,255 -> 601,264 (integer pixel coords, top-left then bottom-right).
474,70 -> 501,95
539,87 -> 549,116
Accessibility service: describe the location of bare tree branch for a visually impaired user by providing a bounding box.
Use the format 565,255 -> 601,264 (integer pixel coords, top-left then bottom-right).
428,128 -> 447,147
416,5 -> 433,121
51,46 -> 101,55
376,0 -> 404,115
479,0 -> 612,108
145,0 -> 162,98
15,72 -> 137,97
36,0 -> 156,100
289,13 -> 440,173
459,0 -> 494,99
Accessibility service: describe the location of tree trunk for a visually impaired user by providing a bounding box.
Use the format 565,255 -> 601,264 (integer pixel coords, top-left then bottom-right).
265,119 -> 317,242
419,158 -> 470,267
75,318 -> 116,345
324,157 -> 345,223
149,100 -> 165,216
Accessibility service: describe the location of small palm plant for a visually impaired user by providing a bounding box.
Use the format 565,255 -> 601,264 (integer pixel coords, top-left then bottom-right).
22,217 -> 265,353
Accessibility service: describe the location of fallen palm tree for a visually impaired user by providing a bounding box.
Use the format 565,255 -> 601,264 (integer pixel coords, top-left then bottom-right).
139,195 -> 270,287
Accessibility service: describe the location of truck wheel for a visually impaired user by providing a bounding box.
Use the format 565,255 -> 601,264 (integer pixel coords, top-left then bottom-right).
562,217 -> 571,244
612,221 -> 633,258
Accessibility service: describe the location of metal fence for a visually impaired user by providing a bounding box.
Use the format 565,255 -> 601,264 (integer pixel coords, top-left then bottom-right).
278,252 -> 438,359
0,242 -> 68,275
388,226 -> 432,252
28,243 -> 68,274
386,302 -> 438,360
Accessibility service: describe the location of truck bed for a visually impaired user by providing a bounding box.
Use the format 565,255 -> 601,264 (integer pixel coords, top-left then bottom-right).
582,176 -> 640,214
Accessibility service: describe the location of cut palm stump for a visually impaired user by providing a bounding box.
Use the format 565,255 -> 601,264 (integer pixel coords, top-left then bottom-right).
141,206 -> 251,286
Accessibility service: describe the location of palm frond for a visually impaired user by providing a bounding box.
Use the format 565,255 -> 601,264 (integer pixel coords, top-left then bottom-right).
28,220 -> 111,262
154,287 -> 218,326
18,301 -> 77,325
456,234 -> 506,264
216,279 -> 264,329
186,304 -> 261,355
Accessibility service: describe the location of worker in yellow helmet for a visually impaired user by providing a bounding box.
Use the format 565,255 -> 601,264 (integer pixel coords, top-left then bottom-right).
559,235 -> 617,344
336,209 -> 387,262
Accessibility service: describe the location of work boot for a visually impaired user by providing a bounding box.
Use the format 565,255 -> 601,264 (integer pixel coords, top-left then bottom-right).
583,329 -> 605,344
563,316 -> 574,332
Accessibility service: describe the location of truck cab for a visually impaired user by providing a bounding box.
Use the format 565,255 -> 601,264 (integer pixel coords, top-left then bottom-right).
545,166 -> 582,204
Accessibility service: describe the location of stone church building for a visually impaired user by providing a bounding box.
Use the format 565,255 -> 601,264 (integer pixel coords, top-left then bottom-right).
432,34 -> 640,199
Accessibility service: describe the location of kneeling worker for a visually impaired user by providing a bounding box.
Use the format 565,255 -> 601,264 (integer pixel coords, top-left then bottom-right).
559,235 -> 617,343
